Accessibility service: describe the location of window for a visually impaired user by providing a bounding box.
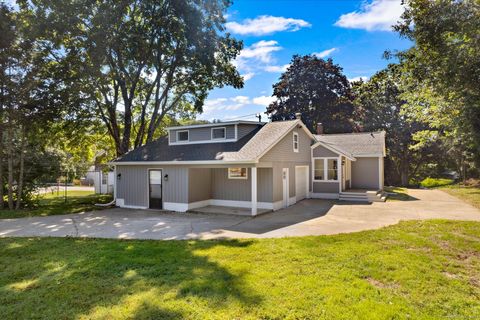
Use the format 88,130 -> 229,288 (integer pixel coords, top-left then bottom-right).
211,127 -> 226,140
313,158 -> 338,181
177,130 -> 189,142
314,159 -> 324,180
228,168 -> 248,179
293,132 -> 299,152
327,159 -> 338,180
101,172 -> 107,184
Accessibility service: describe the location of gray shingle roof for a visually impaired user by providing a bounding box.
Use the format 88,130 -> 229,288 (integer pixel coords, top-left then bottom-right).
114,120 -> 300,163
221,120 -> 300,161
114,127 -> 261,162
314,131 -> 386,157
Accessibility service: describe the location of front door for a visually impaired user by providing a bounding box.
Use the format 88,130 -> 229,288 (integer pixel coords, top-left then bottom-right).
149,170 -> 163,209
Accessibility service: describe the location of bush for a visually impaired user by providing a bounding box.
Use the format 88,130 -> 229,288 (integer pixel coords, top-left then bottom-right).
420,177 -> 454,188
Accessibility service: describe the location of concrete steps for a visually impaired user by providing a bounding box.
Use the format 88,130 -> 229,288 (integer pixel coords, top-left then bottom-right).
339,190 -> 387,203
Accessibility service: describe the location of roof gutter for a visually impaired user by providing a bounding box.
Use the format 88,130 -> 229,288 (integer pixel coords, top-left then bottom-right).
108,160 -> 258,166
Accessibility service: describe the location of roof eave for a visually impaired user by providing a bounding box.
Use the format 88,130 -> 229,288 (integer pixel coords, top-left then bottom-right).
109,160 -> 258,166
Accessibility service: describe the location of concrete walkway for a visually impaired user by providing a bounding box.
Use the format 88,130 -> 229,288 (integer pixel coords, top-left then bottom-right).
0,189 -> 479,240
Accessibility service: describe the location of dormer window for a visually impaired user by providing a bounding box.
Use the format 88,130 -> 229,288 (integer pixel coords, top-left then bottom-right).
211,127 -> 226,140
293,132 -> 299,152
177,130 -> 189,142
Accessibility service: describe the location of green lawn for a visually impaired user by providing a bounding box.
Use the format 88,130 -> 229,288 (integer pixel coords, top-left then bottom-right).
1,220 -> 479,319
0,192 -> 113,219
440,185 -> 480,209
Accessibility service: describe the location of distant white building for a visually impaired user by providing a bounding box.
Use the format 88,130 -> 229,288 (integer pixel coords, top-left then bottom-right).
86,168 -> 114,194
84,150 -> 114,194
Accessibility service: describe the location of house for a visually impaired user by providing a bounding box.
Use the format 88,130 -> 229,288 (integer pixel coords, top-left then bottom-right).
111,115 -> 386,215
84,150 -> 114,194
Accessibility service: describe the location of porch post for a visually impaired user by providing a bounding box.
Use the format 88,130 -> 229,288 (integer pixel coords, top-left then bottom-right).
251,167 -> 257,216
338,156 -> 342,194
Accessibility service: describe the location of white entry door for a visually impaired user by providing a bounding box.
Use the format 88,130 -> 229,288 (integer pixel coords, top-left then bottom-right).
282,168 -> 289,208
295,166 -> 308,201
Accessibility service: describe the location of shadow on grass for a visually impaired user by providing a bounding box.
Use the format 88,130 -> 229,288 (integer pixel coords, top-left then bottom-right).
0,238 -> 260,319
0,194 -> 113,219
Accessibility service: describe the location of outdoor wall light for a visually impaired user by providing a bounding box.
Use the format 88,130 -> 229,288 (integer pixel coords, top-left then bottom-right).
164,174 -> 169,181
117,173 -> 121,180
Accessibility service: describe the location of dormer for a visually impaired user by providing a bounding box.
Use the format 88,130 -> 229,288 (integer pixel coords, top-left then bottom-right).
167,121 -> 263,145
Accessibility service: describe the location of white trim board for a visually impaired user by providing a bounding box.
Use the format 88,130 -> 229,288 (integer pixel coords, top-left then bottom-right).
111,160 -> 257,165
169,138 -> 237,146
116,199 -> 149,210
166,120 -> 264,131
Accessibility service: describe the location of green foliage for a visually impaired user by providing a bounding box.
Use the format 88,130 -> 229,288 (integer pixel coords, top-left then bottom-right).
420,177 -> 454,188
18,0 -> 244,155
353,64 -> 445,186
395,0 -> 480,168
267,55 -> 356,133
1,220 -> 480,319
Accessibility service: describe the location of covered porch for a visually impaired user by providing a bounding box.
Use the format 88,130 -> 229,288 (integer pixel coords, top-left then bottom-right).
177,165 -> 273,216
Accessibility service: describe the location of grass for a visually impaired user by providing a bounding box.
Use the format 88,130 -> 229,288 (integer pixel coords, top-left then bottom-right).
384,186 -> 416,201
440,184 -> 480,210
0,192 -> 113,219
1,220 -> 479,319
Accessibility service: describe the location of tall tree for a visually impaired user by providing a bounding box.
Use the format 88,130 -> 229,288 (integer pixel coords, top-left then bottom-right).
266,55 -> 356,133
394,0 -> 480,167
19,0 -> 244,156
0,2 -> 74,209
352,64 -> 438,186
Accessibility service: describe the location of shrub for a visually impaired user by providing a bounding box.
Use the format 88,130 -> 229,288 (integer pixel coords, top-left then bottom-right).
420,177 -> 454,188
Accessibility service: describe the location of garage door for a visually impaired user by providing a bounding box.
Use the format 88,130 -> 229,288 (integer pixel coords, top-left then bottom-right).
295,166 -> 308,201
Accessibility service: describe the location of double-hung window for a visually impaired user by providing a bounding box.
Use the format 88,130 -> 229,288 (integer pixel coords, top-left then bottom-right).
293,132 -> 299,152
211,127 -> 226,140
313,158 -> 338,181
177,130 -> 189,142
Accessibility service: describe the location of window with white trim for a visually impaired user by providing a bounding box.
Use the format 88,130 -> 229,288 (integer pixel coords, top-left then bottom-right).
177,130 -> 189,142
211,127 -> 226,140
228,168 -> 248,179
293,132 -> 299,152
313,158 -> 338,181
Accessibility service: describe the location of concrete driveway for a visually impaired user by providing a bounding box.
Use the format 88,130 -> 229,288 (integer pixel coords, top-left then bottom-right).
0,189 -> 479,240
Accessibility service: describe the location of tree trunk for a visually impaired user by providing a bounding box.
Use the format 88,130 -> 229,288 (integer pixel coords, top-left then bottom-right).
6,111 -> 14,210
400,163 -> 409,187
15,126 -> 25,210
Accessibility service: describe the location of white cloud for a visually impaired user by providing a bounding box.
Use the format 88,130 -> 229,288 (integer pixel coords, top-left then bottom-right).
264,64 -> 290,73
203,96 -> 252,114
313,48 -> 338,58
238,40 -> 282,63
231,95 -> 250,104
253,95 -> 276,107
226,15 -> 311,36
234,40 -> 283,72
241,72 -> 255,81
348,76 -> 369,83
335,0 -> 403,31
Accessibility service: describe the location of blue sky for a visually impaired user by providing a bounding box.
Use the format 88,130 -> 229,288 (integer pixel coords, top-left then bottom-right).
200,0 -> 412,122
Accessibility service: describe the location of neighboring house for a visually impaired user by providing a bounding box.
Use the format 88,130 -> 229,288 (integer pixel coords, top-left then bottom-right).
85,151 -> 115,194
85,168 -> 114,194
111,115 -> 386,215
